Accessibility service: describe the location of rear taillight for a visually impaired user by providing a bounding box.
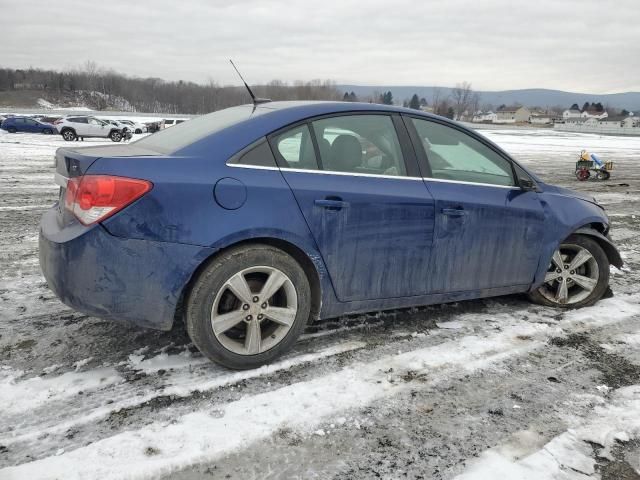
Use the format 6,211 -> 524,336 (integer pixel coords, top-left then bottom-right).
64,175 -> 152,225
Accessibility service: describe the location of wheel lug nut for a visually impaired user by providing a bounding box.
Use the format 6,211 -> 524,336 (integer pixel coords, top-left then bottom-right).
242,304 -> 249,310
257,314 -> 264,320
252,296 -> 259,303
570,270 -> 575,275
246,315 -> 252,321
564,265 -> 569,269
261,302 -> 267,309
557,277 -> 563,281
556,269 -> 562,273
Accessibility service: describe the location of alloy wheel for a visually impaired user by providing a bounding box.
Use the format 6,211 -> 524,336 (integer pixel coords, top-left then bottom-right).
210,266 -> 298,355
538,245 -> 599,305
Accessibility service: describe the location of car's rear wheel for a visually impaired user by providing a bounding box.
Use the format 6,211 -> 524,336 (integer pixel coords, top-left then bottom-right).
185,245 -> 311,369
529,234 -> 609,308
110,130 -> 122,142
43,128 -> 53,135
61,129 -> 77,141
135,128 -> 142,134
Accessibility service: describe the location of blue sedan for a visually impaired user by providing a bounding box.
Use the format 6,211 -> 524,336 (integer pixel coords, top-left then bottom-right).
39,101 -> 622,369
1,116 -> 56,134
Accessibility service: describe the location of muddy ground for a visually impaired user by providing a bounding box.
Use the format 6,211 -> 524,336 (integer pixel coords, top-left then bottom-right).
0,128 -> 639,479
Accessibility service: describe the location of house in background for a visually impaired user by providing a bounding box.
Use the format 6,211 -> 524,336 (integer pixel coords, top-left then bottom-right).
529,110 -> 553,124
495,106 -> 531,123
563,108 -> 582,119
581,107 -> 608,119
472,110 -> 497,122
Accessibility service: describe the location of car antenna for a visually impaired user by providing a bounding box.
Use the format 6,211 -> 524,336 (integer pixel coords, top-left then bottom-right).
229,59 -> 271,105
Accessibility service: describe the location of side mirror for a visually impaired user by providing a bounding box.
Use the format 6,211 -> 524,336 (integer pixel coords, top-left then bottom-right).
518,178 -> 537,191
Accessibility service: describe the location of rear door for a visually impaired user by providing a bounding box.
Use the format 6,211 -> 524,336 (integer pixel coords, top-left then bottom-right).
271,113 -> 436,302
406,116 -> 545,293
87,118 -> 107,136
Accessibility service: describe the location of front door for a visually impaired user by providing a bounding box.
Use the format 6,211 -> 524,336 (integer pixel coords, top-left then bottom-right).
271,114 -> 436,302
407,116 -> 545,293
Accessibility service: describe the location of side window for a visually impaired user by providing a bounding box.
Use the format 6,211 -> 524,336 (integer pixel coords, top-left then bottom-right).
229,139 -> 277,167
411,118 -> 514,186
15,118 -> 25,124
311,115 -> 407,177
88,118 -> 101,125
271,124 -> 318,170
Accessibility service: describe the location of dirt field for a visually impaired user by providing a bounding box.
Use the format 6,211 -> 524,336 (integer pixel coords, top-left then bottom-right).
1,127 -> 639,479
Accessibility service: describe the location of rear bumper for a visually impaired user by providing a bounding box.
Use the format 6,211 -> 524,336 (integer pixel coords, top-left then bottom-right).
39,207 -> 215,330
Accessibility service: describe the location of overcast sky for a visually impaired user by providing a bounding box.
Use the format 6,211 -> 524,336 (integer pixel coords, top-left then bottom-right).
2,0 -> 639,93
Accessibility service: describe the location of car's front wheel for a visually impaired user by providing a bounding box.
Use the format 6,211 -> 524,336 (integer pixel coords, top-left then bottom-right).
7,127 -> 17,133
186,245 -> 312,369
529,234 -> 609,308
109,130 -> 122,142
61,129 -> 77,141
43,128 -> 53,135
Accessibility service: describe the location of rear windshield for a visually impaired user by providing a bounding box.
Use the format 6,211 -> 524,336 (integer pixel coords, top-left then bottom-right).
135,105 -> 262,154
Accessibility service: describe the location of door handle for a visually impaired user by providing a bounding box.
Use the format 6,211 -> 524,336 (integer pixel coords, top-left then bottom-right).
314,198 -> 349,210
441,207 -> 467,216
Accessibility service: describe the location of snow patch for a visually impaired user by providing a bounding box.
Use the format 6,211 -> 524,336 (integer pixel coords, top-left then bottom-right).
0,368 -> 123,416
0,326 -> 545,479
455,385 -> 640,479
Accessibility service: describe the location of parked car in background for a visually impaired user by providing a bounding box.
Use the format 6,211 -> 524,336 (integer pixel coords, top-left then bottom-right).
160,118 -> 188,129
0,116 -> 56,134
117,119 -> 147,134
40,102 -> 622,370
54,116 -> 124,142
38,116 -> 63,125
101,119 -> 131,133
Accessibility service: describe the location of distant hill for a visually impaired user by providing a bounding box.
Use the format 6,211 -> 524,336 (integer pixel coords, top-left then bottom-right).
338,86 -> 640,111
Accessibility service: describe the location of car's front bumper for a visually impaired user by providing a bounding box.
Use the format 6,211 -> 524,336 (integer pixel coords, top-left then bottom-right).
39,207 -> 214,330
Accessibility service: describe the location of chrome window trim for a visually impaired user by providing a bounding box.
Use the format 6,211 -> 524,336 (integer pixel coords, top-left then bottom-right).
281,168 -> 423,181
54,172 -> 69,188
424,177 -> 518,190
226,163 -> 280,171
225,163 -> 519,188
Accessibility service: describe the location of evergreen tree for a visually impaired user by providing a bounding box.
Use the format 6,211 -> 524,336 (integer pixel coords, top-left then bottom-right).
446,106 -> 455,119
419,97 -> 428,107
409,94 -> 421,110
582,102 -> 590,112
381,91 -> 393,105
621,109 -> 630,116
570,103 -> 580,110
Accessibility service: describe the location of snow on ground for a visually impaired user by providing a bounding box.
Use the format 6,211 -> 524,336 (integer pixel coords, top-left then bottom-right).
0,127 -> 639,479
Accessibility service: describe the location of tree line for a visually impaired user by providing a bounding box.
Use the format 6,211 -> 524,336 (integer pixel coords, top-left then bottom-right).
0,63 -> 342,114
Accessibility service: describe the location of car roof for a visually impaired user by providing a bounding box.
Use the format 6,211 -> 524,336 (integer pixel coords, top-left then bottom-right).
253,100 -> 436,118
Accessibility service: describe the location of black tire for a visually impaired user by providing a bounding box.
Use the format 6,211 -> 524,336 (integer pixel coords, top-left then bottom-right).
596,170 -> 611,181
61,129 -> 77,141
7,127 -> 16,133
135,129 -> 142,134
528,234 -> 610,308
185,244 -> 312,369
43,128 -> 53,135
109,130 -> 122,142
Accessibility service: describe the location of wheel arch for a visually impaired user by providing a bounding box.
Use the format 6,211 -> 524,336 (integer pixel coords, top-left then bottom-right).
173,237 -> 324,329
573,224 -> 623,269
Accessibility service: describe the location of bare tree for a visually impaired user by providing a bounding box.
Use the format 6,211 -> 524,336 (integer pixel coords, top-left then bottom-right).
451,81 -> 474,120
